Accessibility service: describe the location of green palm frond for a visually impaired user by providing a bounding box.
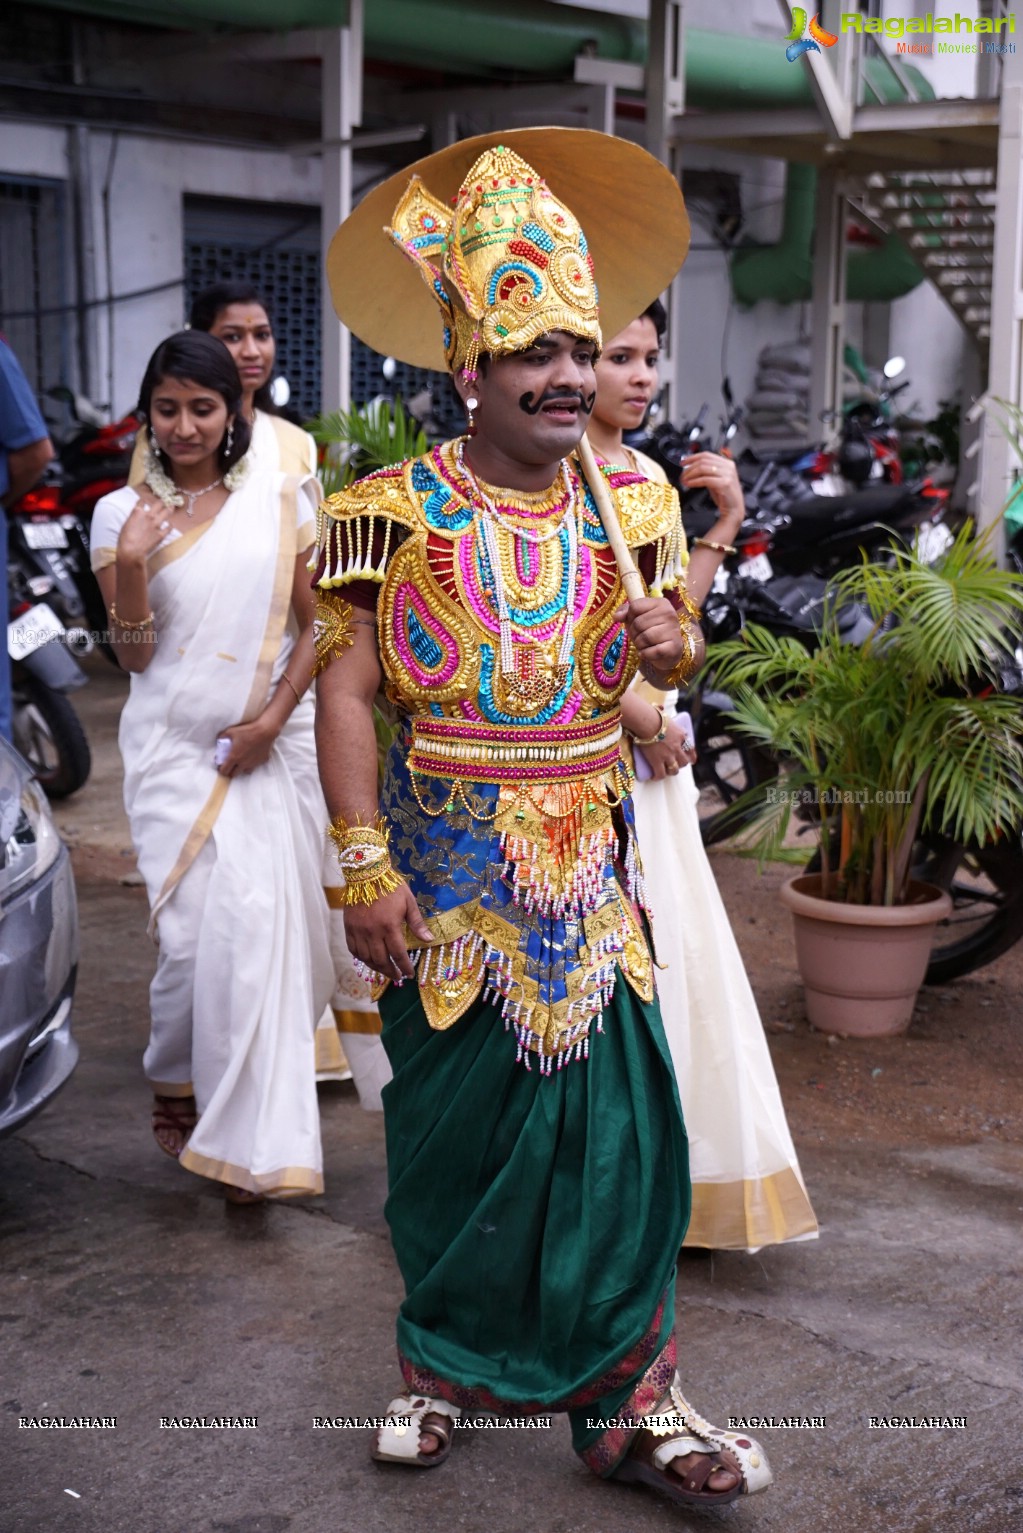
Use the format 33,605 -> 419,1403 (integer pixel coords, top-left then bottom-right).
304,400 -> 422,762
307,397 -> 427,495
709,526 -> 1023,905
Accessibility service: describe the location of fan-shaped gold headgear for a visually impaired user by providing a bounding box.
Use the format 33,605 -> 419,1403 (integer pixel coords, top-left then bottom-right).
387,143 -> 601,384
326,127 -> 690,375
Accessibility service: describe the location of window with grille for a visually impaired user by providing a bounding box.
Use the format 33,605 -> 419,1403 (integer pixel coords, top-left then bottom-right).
182,194 -> 461,433
183,196 -> 322,421
0,178 -> 68,399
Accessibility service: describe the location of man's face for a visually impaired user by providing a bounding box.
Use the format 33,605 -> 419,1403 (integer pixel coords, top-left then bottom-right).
469,332 -> 598,467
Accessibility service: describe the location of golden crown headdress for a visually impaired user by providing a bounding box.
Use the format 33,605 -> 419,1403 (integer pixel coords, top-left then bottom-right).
386,144 -> 601,382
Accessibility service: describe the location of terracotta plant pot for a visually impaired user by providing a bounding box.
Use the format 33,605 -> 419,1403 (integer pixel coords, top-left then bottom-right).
778,874 -> 954,1038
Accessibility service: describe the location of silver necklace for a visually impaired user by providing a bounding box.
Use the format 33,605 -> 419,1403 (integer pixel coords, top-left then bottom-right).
176,476 -> 224,517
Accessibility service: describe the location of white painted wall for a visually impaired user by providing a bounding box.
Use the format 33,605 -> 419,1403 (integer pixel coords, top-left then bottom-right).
0,121 -> 322,416
0,0 -> 987,431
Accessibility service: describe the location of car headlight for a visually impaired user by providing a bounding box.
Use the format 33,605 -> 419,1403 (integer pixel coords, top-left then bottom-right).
0,761 -> 62,907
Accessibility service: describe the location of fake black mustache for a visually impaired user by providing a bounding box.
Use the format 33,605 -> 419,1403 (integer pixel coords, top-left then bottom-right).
518,389 -> 597,417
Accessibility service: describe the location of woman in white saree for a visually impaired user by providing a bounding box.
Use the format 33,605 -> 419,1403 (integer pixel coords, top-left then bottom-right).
92,331 -> 333,1202
587,305 -> 818,1252
125,284 -> 382,1091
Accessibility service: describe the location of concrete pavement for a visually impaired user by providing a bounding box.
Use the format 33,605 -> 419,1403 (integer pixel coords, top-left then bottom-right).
2,657 -> 1021,1533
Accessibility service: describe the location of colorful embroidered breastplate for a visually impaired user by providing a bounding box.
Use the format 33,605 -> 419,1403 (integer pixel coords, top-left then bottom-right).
314,442 -> 686,1068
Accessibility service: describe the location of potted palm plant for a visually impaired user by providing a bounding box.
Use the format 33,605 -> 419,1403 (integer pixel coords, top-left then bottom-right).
712,526 -> 1023,1036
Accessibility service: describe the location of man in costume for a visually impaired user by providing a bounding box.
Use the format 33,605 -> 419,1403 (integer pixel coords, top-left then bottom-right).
313,128 -> 772,1511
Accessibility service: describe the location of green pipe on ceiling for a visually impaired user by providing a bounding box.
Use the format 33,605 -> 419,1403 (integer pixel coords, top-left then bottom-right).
730,163 -> 926,305
33,0 -> 646,69
29,0 -> 931,113
21,0 -> 849,105
729,58 -> 934,306
34,0 -> 933,305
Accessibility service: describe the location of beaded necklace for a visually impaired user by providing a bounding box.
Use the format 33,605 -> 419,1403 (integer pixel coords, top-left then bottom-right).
455,440 -> 580,688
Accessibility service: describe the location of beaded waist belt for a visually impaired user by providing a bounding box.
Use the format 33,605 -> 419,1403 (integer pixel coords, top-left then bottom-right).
408,712 -> 624,784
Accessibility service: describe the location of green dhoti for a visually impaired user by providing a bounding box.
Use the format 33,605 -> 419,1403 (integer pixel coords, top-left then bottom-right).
379,970 -> 690,1473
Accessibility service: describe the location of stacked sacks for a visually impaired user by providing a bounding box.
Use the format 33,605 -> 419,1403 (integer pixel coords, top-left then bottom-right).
745,340 -> 872,446
744,340 -> 811,443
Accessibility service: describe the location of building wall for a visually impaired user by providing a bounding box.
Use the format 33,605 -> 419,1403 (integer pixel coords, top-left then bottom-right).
0,121 -> 321,416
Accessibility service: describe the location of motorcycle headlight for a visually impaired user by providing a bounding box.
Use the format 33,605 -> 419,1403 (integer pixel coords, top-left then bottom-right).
0,755 -> 62,907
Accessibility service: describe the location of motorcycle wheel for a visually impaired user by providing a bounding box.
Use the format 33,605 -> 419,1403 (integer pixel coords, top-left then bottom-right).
12,675 -> 92,798
805,830 -> 1023,983
693,711 -> 778,847
918,832 -> 1023,985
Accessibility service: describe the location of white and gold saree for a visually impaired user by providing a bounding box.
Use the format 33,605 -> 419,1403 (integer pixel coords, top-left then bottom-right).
92,471 -> 333,1195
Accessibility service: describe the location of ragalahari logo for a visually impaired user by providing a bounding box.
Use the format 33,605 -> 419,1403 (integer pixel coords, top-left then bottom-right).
785,9 -> 839,60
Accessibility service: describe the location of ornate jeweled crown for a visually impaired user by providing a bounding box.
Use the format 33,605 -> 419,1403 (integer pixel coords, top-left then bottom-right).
386,144 -> 601,380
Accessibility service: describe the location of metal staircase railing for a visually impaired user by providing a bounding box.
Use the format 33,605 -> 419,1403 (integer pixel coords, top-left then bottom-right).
849,169 -> 995,363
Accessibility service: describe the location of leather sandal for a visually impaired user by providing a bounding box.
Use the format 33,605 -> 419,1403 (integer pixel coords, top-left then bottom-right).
224,1185 -> 267,1206
151,1095 -> 197,1159
614,1376 -> 772,1508
371,1395 -> 461,1468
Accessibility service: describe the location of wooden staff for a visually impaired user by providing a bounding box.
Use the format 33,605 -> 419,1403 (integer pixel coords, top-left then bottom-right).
575,434 -> 645,602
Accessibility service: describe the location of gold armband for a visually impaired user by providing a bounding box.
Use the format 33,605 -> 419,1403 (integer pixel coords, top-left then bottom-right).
313,593 -> 356,677
327,815 -> 403,906
663,615 -> 703,689
675,583 -> 702,624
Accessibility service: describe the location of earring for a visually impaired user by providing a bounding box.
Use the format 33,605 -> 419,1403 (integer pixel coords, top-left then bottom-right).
465,396 -> 479,438
223,422 -> 234,458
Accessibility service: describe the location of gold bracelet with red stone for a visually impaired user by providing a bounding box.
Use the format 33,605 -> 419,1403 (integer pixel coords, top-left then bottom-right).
327,815 -> 403,906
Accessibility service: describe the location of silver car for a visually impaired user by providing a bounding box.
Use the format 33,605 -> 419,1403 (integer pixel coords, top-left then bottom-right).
0,733 -> 78,1137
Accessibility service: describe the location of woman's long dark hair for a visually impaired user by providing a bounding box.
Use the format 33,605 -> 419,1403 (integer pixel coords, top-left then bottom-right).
138,331 -> 252,471
188,283 -> 277,415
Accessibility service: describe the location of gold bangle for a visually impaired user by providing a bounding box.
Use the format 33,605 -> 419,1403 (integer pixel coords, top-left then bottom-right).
109,602 -> 155,631
628,706 -> 667,747
693,536 -> 737,557
280,672 -> 303,704
328,814 -> 403,907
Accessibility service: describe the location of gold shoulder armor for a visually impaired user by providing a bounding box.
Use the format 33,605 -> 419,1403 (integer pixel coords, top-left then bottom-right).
311,463 -> 420,588
614,478 -> 688,597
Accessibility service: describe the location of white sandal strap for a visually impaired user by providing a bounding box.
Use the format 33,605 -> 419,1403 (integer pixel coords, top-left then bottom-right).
376,1395 -> 461,1462
643,1377 -> 774,1496
650,1435 -> 716,1470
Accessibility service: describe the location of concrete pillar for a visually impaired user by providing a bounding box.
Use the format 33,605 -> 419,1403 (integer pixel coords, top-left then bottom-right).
976,44 -> 1023,553
320,2 -> 363,416
809,172 -> 849,427
648,0 -> 686,419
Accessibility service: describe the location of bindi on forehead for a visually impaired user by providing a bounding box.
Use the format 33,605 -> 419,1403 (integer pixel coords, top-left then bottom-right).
215,309 -> 271,333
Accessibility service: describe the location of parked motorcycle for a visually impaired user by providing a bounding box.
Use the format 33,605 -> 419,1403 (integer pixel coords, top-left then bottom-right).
6,388 -> 136,663
630,392 -> 952,584
7,564 -> 92,798
6,481 -> 95,655
43,386 -> 138,524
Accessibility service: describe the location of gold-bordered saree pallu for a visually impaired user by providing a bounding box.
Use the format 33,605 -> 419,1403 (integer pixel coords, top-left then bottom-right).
378,968 -> 690,1473
629,679 -> 818,1252
94,472 -> 334,1197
